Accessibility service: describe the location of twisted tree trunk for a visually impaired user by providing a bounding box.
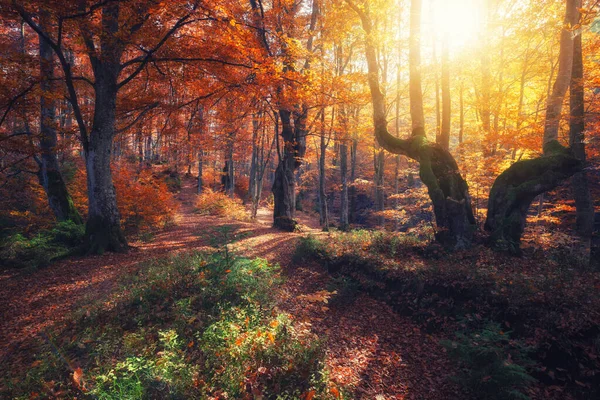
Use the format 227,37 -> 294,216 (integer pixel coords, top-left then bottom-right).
485,0 -> 583,253
346,0 -> 475,249
485,144 -> 582,253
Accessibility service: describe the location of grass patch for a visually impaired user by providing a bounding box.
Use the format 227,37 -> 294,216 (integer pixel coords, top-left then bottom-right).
1,251 -> 337,399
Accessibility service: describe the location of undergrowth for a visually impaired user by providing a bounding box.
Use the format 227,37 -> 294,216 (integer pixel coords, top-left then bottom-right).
0,220 -> 84,269
442,321 -> 536,400
195,189 -> 250,221
1,251 -> 338,399
294,231 -> 600,399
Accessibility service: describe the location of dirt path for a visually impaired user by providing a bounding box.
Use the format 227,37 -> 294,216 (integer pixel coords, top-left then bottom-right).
0,179 -> 457,399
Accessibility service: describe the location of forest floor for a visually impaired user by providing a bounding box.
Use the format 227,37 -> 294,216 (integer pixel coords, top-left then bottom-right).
0,178 -> 460,399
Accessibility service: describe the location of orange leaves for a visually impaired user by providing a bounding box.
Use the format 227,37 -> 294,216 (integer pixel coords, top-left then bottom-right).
113,165 -> 177,233
194,188 -> 249,221
72,367 -> 85,391
303,389 -> 316,400
67,162 -> 177,233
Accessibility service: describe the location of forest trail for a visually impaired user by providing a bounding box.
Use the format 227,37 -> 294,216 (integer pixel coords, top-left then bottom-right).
0,178 -> 457,399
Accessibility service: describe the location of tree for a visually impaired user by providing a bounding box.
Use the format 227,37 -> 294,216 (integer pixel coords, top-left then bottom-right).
345,0 -> 476,249
569,22 -> 594,238
36,9 -> 82,224
15,0 -> 198,253
484,0 -> 583,253
408,0 -> 424,130
251,0 -> 320,231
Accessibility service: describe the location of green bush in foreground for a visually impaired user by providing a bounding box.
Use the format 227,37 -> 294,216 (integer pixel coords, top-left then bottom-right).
442,322 -> 536,400
2,251 -> 336,399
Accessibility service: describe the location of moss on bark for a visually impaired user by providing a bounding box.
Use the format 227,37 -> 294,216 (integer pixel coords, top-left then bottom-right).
485,141 -> 582,253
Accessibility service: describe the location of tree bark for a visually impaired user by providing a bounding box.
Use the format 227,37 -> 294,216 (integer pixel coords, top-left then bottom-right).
409,0 -> 425,130
318,111 -> 329,229
85,66 -> 127,253
374,148 -> 385,227
272,109 -> 306,231
222,134 -> 235,198
37,10 -> 82,225
484,146 -> 582,253
83,4 -> 127,254
340,141 -> 349,230
440,36 -> 451,150
197,150 -> 204,194
569,30 -> 594,237
249,112 -> 260,202
543,0 -> 578,147
349,137 -> 358,223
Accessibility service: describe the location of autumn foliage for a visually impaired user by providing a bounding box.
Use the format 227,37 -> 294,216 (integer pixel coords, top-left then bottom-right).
194,188 -> 250,222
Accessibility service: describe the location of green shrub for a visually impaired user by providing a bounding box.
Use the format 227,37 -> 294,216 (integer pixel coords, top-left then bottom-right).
442,322 -> 536,400
293,235 -> 329,263
327,275 -> 361,306
0,220 -> 84,269
50,220 -> 86,246
3,251 -> 336,399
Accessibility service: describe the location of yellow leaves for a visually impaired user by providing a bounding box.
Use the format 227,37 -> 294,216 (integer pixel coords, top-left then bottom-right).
300,290 -> 336,304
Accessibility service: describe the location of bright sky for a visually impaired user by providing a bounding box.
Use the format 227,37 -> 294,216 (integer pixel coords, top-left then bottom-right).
424,0 -> 484,52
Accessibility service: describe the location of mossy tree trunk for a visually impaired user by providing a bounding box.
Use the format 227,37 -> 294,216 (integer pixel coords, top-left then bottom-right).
346,1 -> 476,249
484,143 -> 582,253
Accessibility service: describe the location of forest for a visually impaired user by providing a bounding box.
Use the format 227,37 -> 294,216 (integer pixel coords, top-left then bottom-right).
0,0 -> 599,399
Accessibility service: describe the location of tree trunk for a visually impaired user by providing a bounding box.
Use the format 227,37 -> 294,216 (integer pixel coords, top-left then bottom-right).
484,146 -> 581,253
543,0 -> 578,147
37,11 -> 82,224
340,142 -> 349,230
318,110 -> 329,229
221,136 -> 235,198
85,70 -> 127,253
440,37 -> 451,150
374,148 -> 385,227
349,138 -> 358,223
197,149 -> 203,194
409,0 -> 425,130
272,109 -> 305,231
569,30 -> 594,237
249,112 -> 259,202
347,2 -> 475,249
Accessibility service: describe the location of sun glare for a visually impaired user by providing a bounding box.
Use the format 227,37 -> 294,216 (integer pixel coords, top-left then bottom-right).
426,0 -> 484,52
